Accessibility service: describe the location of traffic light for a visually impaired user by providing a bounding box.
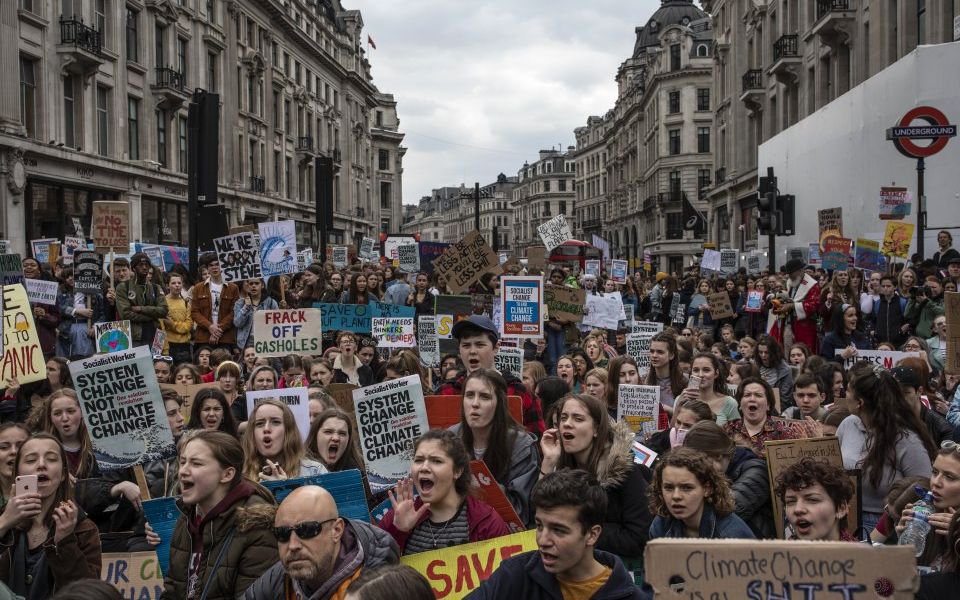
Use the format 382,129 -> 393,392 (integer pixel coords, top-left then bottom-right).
757,190 -> 778,235
777,194 -> 795,236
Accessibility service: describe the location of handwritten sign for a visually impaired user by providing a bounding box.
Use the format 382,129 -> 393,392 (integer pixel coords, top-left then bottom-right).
854,238 -> 885,272
92,201 -> 130,252
834,349 -> 921,371
95,320 -> 132,354
617,384 -> 660,435
494,346 -> 524,378
25,279 -> 58,305
401,530 -> 537,600
879,186 -> 912,220
352,375 -> 429,494
1,285 -> 46,388
432,231 -> 502,294
526,246 -> 546,271
159,381 -> 218,423
315,302 -> 415,334
706,291 -> 735,320
214,232 -> 261,283
645,539 -> 916,599
500,276 -> 542,339
582,294 -> 623,330
700,249 -> 721,272
258,220 -> 297,277
882,220 -> 915,258
101,552 -> 163,599
544,284 -> 585,322
537,214 -> 572,252
818,207 -> 843,250
372,317 -> 416,348
252,308 -> 322,357
0,254 -> 24,286
397,242 -> 420,274
70,346 -> 176,471
822,237 -> 852,271
245,387 -> 311,441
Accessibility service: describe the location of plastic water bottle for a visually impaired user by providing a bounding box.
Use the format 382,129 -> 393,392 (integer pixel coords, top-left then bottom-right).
898,487 -> 935,557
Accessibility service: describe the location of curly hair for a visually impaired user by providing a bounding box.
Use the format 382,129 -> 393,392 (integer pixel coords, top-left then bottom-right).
648,447 -> 735,517
774,458 -> 854,508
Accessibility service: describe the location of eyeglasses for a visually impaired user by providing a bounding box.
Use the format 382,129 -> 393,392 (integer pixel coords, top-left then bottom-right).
153,355 -> 173,363
941,440 -> 960,454
273,518 -> 337,543
360,338 -> 377,348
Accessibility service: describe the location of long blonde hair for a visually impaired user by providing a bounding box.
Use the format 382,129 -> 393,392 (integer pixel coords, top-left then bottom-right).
241,400 -> 306,480
38,389 -> 97,478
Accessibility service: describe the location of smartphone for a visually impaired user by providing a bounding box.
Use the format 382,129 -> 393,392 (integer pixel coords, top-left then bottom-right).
15,474 -> 38,496
686,375 -> 702,389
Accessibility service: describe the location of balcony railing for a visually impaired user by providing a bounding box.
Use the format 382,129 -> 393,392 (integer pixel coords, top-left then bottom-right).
154,67 -> 186,91
643,196 -> 656,211
715,168 -> 726,183
659,190 -> 682,203
249,176 -> 266,193
59,18 -> 103,55
816,0 -> 850,21
741,69 -> 764,94
332,148 -> 342,163
297,136 -> 314,151
773,34 -> 799,61
581,218 -> 601,229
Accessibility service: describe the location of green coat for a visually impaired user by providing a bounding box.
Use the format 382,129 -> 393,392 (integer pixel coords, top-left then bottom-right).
905,295 -> 944,339
115,277 -> 168,345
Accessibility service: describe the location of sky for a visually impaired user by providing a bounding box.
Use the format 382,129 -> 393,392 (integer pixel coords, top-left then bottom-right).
349,0 -> 661,205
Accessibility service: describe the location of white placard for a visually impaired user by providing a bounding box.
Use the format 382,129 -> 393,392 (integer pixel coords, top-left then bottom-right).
245,387 -> 311,441
537,214 -> 572,252
617,384 -> 661,435
25,279 -> 59,305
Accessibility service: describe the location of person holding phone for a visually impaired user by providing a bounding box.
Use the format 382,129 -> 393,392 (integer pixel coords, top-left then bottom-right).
241,400 -> 326,482
677,353 -> 740,426
234,278 -> 278,351
0,423 -> 29,511
0,433 -> 101,598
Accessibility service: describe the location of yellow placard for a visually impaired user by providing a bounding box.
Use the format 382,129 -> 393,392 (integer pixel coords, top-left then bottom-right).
882,220 -> 915,258
1,284 -> 47,389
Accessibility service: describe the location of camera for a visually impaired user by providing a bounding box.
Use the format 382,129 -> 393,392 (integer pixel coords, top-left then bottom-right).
909,286 -> 922,298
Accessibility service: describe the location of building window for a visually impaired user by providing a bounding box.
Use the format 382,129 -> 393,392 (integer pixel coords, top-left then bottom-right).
544,180 -> 551,192
178,115 -> 188,173
380,182 -> 391,208
697,168 -> 711,194
19,56 -> 37,139
670,44 -> 681,70
177,37 -> 187,75
668,128 -> 680,155
284,99 -> 291,132
95,0 -> 107,40
63,75 -> 77,148
96,85 -> 109,156
917,0 -> 926,45
375,110 -> 383,127
669,91 -> 680,114
696,44 -> 709,57
206,0 -> 216,24
128,97 -> 139,160
559,179 -> 566,192
206,51 -> 218,92
669,170 -> 681,195
156,110 -> 167,167
285,156 -> 292,198
378,149 -> 389,171
666,213 -> 684,239
697,126 -> 711,153
697,88 -> 710,111
272,90 -> 280,128
19,0 -> 36,14
126,8 -> 139,62
156,24 -> 167,67
274,150 -> 281,192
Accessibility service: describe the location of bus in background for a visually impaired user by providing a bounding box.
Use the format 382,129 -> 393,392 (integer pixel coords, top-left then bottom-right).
549,240 -> 602,271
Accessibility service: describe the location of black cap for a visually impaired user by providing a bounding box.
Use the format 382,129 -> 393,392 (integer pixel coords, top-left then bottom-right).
948,257 -> 960,266
782,258 -> 806,274
451,314 -> 499,341
891,366 -> 921,390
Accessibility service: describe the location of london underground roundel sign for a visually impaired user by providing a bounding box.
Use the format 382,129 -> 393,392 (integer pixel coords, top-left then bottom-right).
886,106 -> 957,159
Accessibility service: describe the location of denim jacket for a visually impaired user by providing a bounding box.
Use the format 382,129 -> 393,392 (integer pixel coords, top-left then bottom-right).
649,503 -> 755,540
233,295 -> 279,350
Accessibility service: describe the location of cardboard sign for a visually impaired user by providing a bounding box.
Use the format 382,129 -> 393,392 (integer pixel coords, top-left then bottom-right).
95,320 -> 132,354
854,238 -> 885,272
372,317 -> 416,347
470,460 -> 524,532
494,346 -> 524,378
141,497 -> 177,574
213,232 -> 261,283
359,237 -> 376,260
544,284 -> 585,322
617,384 -> 660,435
537,214 -> 572,251
706,291 -> 735,320
719,249 -> 739,274
401,530 -> 537,599
332,246 -> 348,268
1,285 -> 46,388
315,301 -> 415,334
745,290 -> 764,313
526,246 -> 546,271
0,254 -> 24,286
432,231 -> 502,294
159,381 -> 219,423
25,278 -> 59,305
70,346 -> 176,471
946,292 -> 960,375
262,469 -> 370,521
92,201 -> 131,252
610,259 -> 627,284
500,276 -> 543,339
417,316 -> 440,368
645,539 -> 917,599
30,238 -> 57,263
584,259 -> 600,277
834,349 -> 921,371
879,186 -> 912,220
353,375 -> 429,494
246,387 -> 311,441
252,308 -> 323,357
882,221 -> 915,258
257,220 -> 298,277
397,242 -> 420,274
101,552 -> 163,599
818,207 -> 843,249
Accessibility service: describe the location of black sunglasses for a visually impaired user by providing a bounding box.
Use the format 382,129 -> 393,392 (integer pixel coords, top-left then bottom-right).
273,518 -> 336,543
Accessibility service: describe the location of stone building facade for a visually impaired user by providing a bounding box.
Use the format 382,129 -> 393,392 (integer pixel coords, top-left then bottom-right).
511,149 -> 576,256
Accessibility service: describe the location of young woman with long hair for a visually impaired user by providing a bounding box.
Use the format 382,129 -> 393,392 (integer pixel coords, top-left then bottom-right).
540,393 -> 653,560
0,434 -> 101,597
0,422 -> 29,511
163,272 -> 194,364
188,388 -> 239,437
755,334 -> 795,411
408,272 -> 435,317
605,356 -> 640,420
450,369 -> 539,526
214,360 -> 244,419
646,399 -> 715,454
340,271 -> 371,304
241,400 -> 325,481
157,431 -> 278,598
648,447 -> 755,539
676,353 -> 740,426
582,335 -> 608,369
582,367 -> 608,405
819,270 -> 857,320
723,376 -> 800,456
555,355 -> 581,393
897,266 -> 919,299
645,333 -> 688,430
307,357 -> 335,387
383,350 -> 429,391
819,304 -> 872,361
380,430 -> 509,555
306,408 -> 364,472
26,357 -> 72,417
838,365 -> 936,534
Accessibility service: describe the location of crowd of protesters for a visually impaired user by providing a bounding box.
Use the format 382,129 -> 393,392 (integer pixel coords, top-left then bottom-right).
1,230 -> 959,598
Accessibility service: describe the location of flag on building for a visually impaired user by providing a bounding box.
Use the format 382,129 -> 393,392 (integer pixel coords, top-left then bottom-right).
368,35 -> 377,49
682,193 -> 706,235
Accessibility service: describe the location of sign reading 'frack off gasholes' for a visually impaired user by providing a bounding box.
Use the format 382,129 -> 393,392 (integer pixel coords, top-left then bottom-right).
253,308 -> 322,357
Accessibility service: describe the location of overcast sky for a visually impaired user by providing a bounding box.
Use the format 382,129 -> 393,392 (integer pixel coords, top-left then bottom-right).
349,0 -> 661,205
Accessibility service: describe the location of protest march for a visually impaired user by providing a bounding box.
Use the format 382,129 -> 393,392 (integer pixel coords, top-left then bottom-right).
1,217 -> 959,600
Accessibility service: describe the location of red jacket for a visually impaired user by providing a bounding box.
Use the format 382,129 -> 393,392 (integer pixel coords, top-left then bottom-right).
380,495 -> 509,554
437,373 -> 545,438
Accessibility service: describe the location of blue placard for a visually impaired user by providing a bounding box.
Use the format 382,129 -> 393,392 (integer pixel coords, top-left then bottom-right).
314,301 -> 415,333
141,496 -> 178,576
418,241 -> 451,274
262,469 -> 370,522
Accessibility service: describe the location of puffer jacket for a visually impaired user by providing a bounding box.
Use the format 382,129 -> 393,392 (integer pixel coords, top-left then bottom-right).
726,446 -> 775,539
593,421 -> 654,560
161,481 -> 278,600
243,518 -> 399,600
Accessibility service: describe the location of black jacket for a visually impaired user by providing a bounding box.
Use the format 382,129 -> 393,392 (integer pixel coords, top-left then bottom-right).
873,295 -> 908,346
727,447 -> 776,539
593,422 -> 654,561
922,405 -> 954,446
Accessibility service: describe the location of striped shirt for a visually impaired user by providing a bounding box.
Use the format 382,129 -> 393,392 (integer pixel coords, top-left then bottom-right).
404,503 -> 470,555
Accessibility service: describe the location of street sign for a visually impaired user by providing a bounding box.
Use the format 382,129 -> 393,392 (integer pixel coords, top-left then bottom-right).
886,106 -> 956,159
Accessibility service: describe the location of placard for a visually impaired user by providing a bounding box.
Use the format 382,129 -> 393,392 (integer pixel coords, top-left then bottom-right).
700,248 -> 721,272
69,346 -> 176,471
834,349 -> 921,371
92,201 -> 131,252
1,284 -> 46,388
73,251 -> 104,295
882,221 -> 915,258
257,220 -> 298,277
470,460 -> 524,532
610,259 -> 627,284
582,294 -> 622,330
141,497 -> 177,574
719,249 -> 739,275
432,231 -> 502,294
435,295 -> 475,355
544,284 -> 585,322
213,232 -> 261,283
417,241 -> 450,273
101,552 -> 163,599
159,381 -> 219,423
500,276 -> 543,339
397,242 -> 420,274
879,186 -> 912,220
821,236 -> 851,271
25,279 -> 59,305
0,254 -> 24,286
30,238 -> 57,264
417,316 -> 440,368
645,539 -> 916,599
352,375 -> 429,494
383,236 -> 417,266
630,321 -> 664,335
261,469 -> 370,521
854,238 -> 885,272
946,292 -> 960,375
626,332 -> 655,374
632,441 -> 658,467
584,259 -> 600,277
706,291 -> 735,320
401,530 -> 537,600
315,301 -> 415,334
494,346 -> 524,378
536,214 -> 572,252
332,246 -> 348,268
252,308 -> 323,357
359,237 -> 375,260
95,320 -> 132,354
62,236 -> 85,265
245,387 -> 311,441
526,246 -> 546,271
747,254 -> 761,273
617,384 -> 660,435
745,290 -> 763,313
818,207 -> 843,249
372,317 -> 416,347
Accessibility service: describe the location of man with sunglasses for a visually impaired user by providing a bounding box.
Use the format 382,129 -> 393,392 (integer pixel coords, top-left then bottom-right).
245,486 -> 398,600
